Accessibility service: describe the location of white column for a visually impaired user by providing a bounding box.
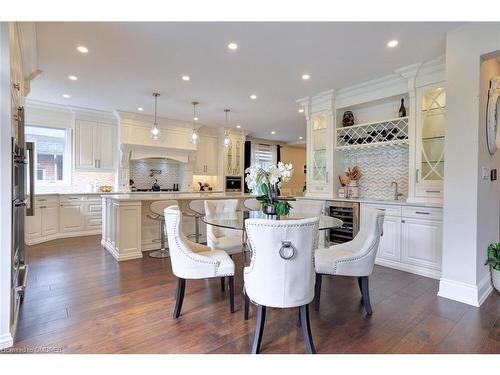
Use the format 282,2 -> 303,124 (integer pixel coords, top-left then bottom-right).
438,23 -> 500,306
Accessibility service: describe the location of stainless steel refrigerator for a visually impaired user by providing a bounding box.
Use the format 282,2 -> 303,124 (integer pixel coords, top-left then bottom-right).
11,105 -> 34,338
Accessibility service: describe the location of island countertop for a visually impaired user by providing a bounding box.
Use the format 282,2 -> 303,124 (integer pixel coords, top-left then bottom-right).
102,192 -> 254,201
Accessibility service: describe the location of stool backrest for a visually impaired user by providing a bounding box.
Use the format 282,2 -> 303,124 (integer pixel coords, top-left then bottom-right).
243,198 -> 261,211
150,200 -> 179,216
189,200 -> 206,215
244,217 -> 319,308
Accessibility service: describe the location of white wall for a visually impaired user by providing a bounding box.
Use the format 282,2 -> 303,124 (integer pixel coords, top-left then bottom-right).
0,22 -> 13,349
477,57 -> 500,284
439,23 -> 500,306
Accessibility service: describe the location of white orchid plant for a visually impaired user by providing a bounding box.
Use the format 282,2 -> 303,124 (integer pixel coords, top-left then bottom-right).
245,162 -> 294,215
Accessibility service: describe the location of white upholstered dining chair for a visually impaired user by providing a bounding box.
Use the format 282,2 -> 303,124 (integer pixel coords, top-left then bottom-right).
244,217 -> 319,354
204,199 -> 243,257
164,206 -> 236,318
314,208 -> 385,315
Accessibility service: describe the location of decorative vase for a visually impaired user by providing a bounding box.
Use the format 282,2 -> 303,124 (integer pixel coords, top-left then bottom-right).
347,181 -> 359,198
492,269 -> 500,293
262,204 -> 277,216
342,111 -> 355,127
399,98 -> 407,117
338,187 -> 346,198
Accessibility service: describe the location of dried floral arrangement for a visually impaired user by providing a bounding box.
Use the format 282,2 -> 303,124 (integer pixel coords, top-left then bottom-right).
339,166 -> 362,187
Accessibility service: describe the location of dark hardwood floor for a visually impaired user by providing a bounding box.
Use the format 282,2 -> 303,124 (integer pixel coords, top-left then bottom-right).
7,235 -> 500,354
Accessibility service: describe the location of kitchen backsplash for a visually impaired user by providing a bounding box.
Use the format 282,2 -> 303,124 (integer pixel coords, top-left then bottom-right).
342,145 -> 408,200
36,171 -> 115,194
130,159 -> 181,190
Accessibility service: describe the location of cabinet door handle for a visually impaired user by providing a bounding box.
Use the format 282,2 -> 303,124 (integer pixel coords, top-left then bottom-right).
401,220 -> 405,223
416,169 -> 419,183
326,171 -> 329,183
425,190 -> 440,193
415,211 -> 430,215
94,160 -> 97,168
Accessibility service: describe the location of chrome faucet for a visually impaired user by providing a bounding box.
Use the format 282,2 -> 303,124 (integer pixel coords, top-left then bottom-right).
391,181 -> 404,200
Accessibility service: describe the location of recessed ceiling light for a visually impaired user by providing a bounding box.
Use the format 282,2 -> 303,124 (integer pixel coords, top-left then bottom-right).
182,75 -> 190,81
68,75 -> 78,81
271,131 -> 276,135
387,40 -> 399,48
76,46 -> 88,53
236,125 -> 241,129
62,94 -> 70,98
250,94 -> 257,100
194,117 -> 199,121
137,107 -> 143,111
302,74 -> 310,80
227,42 -> 238,50
299,136 -> 303,140
298,108 -> 304,113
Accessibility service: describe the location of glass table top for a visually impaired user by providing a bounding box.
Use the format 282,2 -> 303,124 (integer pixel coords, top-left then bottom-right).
202,210 -> 343,231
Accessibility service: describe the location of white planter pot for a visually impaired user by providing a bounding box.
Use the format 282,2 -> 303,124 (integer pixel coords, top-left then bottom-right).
493,268 -> 500,293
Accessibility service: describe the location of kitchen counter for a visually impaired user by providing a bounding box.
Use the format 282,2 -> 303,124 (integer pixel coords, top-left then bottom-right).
35,190 -> 225,196
100,192 -> 253,261
295,196 -> 443,208
103,191 -> 251,201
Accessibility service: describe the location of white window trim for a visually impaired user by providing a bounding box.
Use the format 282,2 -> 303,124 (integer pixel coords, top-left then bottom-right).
27,125 -> 72,187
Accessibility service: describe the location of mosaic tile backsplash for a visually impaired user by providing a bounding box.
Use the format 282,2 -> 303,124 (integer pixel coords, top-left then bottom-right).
129,159 -> 181,190
341,145 -> 408,200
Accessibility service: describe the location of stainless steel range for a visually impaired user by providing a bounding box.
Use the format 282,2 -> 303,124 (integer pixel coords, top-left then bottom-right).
11,105 -> 34,338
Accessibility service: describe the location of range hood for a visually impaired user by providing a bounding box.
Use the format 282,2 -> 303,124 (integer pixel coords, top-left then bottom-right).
121,143 -> 194,163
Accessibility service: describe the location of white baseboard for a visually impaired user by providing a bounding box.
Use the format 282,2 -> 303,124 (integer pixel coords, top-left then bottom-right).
375,258 -> 442,280
26,229 -> 101,245
438,273 -> 493,307
103,241 -> 143,262
0,333 -> 13,350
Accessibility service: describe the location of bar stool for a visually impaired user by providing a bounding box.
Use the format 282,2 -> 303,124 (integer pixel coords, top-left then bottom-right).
187,200 -> 205,243
148,200 -> 178,258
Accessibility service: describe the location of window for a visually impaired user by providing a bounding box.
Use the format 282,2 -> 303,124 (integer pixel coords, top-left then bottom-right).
25,125 -> 72,186
251,143 -> 277,169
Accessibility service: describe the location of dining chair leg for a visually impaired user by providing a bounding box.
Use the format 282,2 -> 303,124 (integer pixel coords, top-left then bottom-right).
251,304 -> 266,354
359,276 -> 373,315
314,273 -> 322,311
244,291 -> 250,320
299,304 -> 316,354
173,277 -> 186,319
357,276 -> 363,299
220,277 -> 225,292
228,276 -> 235,313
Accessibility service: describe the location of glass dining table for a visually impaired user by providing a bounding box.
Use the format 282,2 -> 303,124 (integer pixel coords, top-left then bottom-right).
202,210 -> 343,256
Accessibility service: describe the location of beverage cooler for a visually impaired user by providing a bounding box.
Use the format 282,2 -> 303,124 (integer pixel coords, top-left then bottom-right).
326,201 -> 359,245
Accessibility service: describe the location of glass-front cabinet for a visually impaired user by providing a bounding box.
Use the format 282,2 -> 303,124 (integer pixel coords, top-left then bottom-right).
415,82 -> 446,199
311,113 -> 328,184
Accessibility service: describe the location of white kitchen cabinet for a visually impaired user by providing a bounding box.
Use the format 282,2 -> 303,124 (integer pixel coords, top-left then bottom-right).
224,134 -> 245,176
377,215 -> 402,262
194,135 -> 219,175
361,202 -> 443,279
299,91 -> 335,199
401,217 -> 443,271
75,120 -> 116,171
25,208 -> 42,240
41,205 -> 59,236
59,203 -> 86,233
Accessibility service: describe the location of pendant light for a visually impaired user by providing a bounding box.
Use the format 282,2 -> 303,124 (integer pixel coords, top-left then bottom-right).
150,93 -> 161,140
223,109 -> 231,148
191,101 -> 199,144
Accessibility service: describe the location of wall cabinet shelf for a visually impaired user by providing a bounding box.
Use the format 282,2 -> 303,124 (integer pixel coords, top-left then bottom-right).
336,117 -> 409,150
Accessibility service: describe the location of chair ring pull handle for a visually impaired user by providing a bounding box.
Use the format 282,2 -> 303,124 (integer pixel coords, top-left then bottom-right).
279,241 -> 296,260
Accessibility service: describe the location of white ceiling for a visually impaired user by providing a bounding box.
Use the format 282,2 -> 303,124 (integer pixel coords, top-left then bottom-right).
30,22 -> 460,141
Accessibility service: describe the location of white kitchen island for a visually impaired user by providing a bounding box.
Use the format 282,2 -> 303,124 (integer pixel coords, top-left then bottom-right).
101,192 -> 252,261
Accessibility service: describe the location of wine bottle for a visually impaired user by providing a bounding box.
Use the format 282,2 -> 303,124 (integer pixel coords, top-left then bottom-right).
399,98 -> 407,117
